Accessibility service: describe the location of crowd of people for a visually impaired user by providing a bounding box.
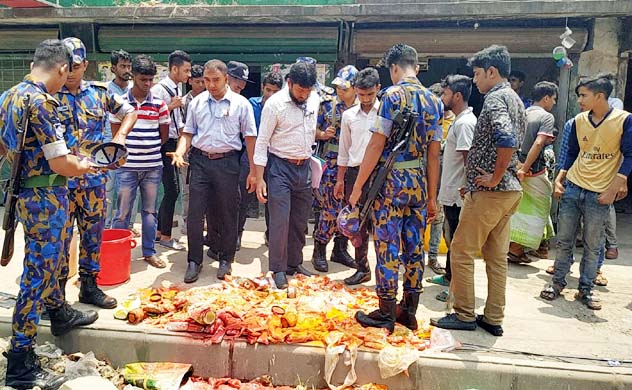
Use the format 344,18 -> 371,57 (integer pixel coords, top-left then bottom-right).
0,36 -> 631,390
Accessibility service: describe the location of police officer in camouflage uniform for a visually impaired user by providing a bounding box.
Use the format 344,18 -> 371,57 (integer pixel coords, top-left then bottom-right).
0,39 -> 98,390
350,44 -> 443,333
54,37 -> 137,309
311,65 -> 360,273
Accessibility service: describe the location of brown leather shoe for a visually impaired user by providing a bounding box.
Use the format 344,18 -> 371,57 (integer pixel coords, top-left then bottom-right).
605,247 -> 618,260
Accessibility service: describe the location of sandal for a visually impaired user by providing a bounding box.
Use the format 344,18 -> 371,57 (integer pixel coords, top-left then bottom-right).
143,255 -> 167,269
594,271 -> 608,287
508,252 -> 532,264
540,283 -> 563,301
435,290 -> 449,302
545,265 -> 555,275
575,290 -> 601,310
425,275 -> 449,287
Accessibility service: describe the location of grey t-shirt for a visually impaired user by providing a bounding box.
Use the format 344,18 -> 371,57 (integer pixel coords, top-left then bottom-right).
519,105 -> 556,174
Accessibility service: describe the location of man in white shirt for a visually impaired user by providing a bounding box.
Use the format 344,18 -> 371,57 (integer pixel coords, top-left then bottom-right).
334,67 -> 381,285
429,75 -> 476,302
151,50 -> 191,251
170,59 -> 257,283
254,62 -> 320,289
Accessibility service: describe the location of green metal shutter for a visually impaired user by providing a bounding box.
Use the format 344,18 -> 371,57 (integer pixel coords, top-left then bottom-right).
96,24 -> 339,65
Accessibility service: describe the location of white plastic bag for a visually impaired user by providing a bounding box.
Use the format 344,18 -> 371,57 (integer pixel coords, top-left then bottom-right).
428,327 -> 460,352
377,345 -> 418,379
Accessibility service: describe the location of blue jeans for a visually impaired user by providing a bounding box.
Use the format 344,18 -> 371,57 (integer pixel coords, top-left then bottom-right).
428,205 -> 444,259
112,167 -> 162,257
553,182 -> 610,292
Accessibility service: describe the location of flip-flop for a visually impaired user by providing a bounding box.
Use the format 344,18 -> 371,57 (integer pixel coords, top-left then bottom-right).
143,256 -> 167,269
594,272 -> 608,286
425,275 -> 449,287
508,252 -> 532,264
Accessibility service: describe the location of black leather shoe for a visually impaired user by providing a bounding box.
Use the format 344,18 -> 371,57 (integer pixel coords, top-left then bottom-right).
344,270 -> 371,285
396,291 -> 420,331
184,262 -> 203,283
287,264 -> 313,277
79,275 -> 117,309
430,313 -> 477,331
355,298 -> 397,333
48,303 -> 98,337
273,272 -> 288,289
311,241 -> 328,272
331,236 -> 357,269
5,349 -> 66,390
206,248 -> 220,262
476,315 -> 503,336
217,260 -> 232,280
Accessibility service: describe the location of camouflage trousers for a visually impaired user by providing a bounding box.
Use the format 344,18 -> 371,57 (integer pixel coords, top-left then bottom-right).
371,169 -> 427,300
52,185 -> 107,303
313,164 -> 343,244
12,187 -> 69,352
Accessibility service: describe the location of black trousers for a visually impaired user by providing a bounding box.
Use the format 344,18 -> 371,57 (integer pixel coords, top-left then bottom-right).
237,151 -> 257,235
344,166 -> 370,251
443,204 -> 462,282
187,149 -> 240,264
158,138 -> 180,237
267,154 -> 311,273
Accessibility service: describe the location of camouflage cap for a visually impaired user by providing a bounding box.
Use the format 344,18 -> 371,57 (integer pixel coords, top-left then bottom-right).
63,37 -> 87,64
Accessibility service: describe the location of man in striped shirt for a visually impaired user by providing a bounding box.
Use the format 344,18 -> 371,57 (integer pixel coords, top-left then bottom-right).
111,55 -> 170,268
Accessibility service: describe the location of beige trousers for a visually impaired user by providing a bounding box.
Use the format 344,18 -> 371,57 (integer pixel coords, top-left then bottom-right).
450,191 -> 522,325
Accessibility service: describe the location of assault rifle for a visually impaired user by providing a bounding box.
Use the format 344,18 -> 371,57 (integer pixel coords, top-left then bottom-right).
2,95 -> 31,266
358,108 -> 419,227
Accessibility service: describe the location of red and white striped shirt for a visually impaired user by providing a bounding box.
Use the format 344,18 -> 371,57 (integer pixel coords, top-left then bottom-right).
110,90 -> 170,170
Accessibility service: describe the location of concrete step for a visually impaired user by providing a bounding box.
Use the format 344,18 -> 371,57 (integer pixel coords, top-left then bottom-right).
1,317 -> 631,390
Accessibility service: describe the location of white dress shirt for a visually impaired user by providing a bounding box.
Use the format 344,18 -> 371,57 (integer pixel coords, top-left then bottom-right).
338,99 -> 379,167
151,76 -> 184,139
254,87 -> 320,166
184,87 -> 257,154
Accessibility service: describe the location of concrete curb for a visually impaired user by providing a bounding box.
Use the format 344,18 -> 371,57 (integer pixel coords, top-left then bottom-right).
1,317 -> 631,390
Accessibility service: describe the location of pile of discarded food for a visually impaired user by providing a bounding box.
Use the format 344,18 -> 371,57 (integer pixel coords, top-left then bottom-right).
116,275 -> 432,351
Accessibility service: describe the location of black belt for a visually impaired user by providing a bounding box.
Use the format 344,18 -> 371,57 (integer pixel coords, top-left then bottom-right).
191,148 -> 238,160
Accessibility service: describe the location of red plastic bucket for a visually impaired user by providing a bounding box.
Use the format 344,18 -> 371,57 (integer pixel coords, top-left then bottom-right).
97,229 -> 137,286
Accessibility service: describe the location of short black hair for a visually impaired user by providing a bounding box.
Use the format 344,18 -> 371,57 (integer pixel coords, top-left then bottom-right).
353,67 -> 380,89
168,50 -> 191,69
111,49 -> 132,66
532,81 -> 559,102
33,39 -> 72,70
575,73 -> 614,98
509,70 -> 526,82
441,74 -> 473,102
288,62 -> 317,88
204,59 -> 227,74
190,64 -> 204,79
132,55 -> 157,76
468,45 -> 511,78
383,43 -> 418,69
262,72 -> 283,89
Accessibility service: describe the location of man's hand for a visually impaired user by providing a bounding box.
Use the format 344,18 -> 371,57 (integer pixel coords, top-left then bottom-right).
246,172 -> 257,193
458,187 -> 467,199
554,179 -> 566,200
426,199 -> 437,223
256,177 -> 268,204
78,158 -> 97,175
168,96 -> 183,110
474,168 -> 501,188
517,169 -> 526,182
111,133 -> 126,146
322,126 -> 336,140
598,177 -> 628,205
349,185 -> 362,208
166,152 -> 188,168
334,181 -> 345,200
